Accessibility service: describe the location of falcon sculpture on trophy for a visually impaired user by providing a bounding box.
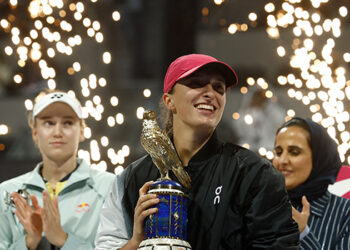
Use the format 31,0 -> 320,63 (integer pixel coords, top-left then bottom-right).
141,110 -> 191,188
139,110 -> 192,250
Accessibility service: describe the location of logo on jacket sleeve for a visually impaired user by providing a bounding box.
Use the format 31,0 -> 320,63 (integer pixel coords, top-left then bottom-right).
75,202 -> 90,213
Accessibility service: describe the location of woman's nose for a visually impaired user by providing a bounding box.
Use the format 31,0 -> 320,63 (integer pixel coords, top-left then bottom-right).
279,152 -> 289,164
203,84 -> 215,97
53,123 -> 63,137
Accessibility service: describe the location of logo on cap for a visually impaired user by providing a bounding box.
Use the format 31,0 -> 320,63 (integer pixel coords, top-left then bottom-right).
32,92 -> 83,119
51,93 -> 64,99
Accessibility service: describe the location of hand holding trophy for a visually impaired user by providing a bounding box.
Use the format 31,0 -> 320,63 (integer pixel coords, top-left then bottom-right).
139,110 -> 192,250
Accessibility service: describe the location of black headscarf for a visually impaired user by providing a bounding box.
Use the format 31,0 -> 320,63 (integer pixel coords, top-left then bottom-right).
287,118 -> 342,205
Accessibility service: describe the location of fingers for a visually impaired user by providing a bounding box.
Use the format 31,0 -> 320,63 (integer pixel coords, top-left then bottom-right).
135,194 -> 159,216
135,181 -> 159,224
132,192 -> 158,242
42,191 -> 51,224
291,205 -> 298,217
291,198 -> 310,233
41,190 -> 61,223
138,181 -> 154,196
137,206 -> 158,222
40,191 -> 66,246
30,195 -> 41,211
53,196 -> 59,210
12,192 -> 27,208
41,191 -> 48,219
11,192 -> 43,241
132,182 -> 160,244
301,196 -> 310,215
42,191 -> 57,224
12,193 -> 30,218
136,180 -> 158,217
14,209 -> 25,223
43,190 -> 56,212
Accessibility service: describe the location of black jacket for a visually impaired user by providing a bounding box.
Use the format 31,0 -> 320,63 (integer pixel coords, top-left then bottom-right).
122,133 -> 300,249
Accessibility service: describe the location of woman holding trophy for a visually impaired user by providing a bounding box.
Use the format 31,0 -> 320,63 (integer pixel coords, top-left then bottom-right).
95,54 -> 300,249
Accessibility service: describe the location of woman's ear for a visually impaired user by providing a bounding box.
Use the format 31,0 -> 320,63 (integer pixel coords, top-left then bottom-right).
79,127 -> 85,143
163,93 -> 176,112
31,128 -> 39,147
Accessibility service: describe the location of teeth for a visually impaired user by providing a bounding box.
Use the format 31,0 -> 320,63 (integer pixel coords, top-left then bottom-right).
196,104 -> 214,111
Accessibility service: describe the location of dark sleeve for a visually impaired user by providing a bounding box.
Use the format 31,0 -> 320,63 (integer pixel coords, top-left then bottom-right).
243,162 -> 300,249
300,195 -> 350,250
300,231 -> 322,250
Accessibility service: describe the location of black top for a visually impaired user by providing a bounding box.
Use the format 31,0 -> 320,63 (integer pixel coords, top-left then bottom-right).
122,132 -> 300,249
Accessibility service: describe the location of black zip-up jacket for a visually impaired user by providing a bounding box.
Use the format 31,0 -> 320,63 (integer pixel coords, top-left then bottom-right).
101,133 -> 300,249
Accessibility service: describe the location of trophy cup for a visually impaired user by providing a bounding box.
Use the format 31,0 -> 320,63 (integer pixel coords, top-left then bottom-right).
139,110 -> 192,250
3,189 -> 30,208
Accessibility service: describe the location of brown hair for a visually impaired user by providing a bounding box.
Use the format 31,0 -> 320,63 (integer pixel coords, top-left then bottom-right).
159,86 -> 175,137
159,98 -> 173,137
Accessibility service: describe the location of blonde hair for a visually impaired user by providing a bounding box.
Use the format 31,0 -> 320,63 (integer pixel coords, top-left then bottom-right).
27,89 -> 86,129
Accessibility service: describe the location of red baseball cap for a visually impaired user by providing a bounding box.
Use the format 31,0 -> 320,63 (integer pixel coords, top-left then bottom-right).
163,54 -> 238,93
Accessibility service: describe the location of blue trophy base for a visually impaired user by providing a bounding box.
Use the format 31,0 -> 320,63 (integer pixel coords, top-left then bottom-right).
138,179 -> 191,249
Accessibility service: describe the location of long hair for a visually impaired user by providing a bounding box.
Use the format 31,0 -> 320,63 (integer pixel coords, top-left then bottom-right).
158,89 -> 174,137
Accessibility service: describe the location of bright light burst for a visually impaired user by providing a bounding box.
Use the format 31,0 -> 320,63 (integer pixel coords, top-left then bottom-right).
265,1 -> 350,163
220,0 -> 350,163
0,0 -> 132,173
3,0 -> 350,171
0,124 -> 9,135
234,76 -> 291,158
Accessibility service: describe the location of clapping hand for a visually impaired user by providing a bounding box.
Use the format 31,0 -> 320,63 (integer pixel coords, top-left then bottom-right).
12,192 -> 42,250
41,190 -> 67,247
12,190 -> 68,249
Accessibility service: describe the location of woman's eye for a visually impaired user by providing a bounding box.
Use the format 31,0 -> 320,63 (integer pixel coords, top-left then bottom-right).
214,84 -> 225,94
44,121 -> 53,126
274,150 -> 282,156
186,80 -> 204,89
290,150 -> 300,156
64,121 -> 73,126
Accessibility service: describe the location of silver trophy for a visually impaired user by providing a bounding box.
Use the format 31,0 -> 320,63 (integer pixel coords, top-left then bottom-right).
3,189 -> 30,208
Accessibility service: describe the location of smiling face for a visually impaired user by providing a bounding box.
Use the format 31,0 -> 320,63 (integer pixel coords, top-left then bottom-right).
163,68 -> 227,135
273,126 -> 313,190
32,102 -> 84,164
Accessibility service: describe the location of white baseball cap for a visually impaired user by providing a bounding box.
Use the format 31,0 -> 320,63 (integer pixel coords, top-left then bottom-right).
32,92 -> 83,119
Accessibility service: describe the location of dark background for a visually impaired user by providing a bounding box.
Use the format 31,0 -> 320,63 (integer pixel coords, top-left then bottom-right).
1,0 -> 350,182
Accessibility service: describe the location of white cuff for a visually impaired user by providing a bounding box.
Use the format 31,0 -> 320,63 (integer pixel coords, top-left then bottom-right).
300,225 -> 310,240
